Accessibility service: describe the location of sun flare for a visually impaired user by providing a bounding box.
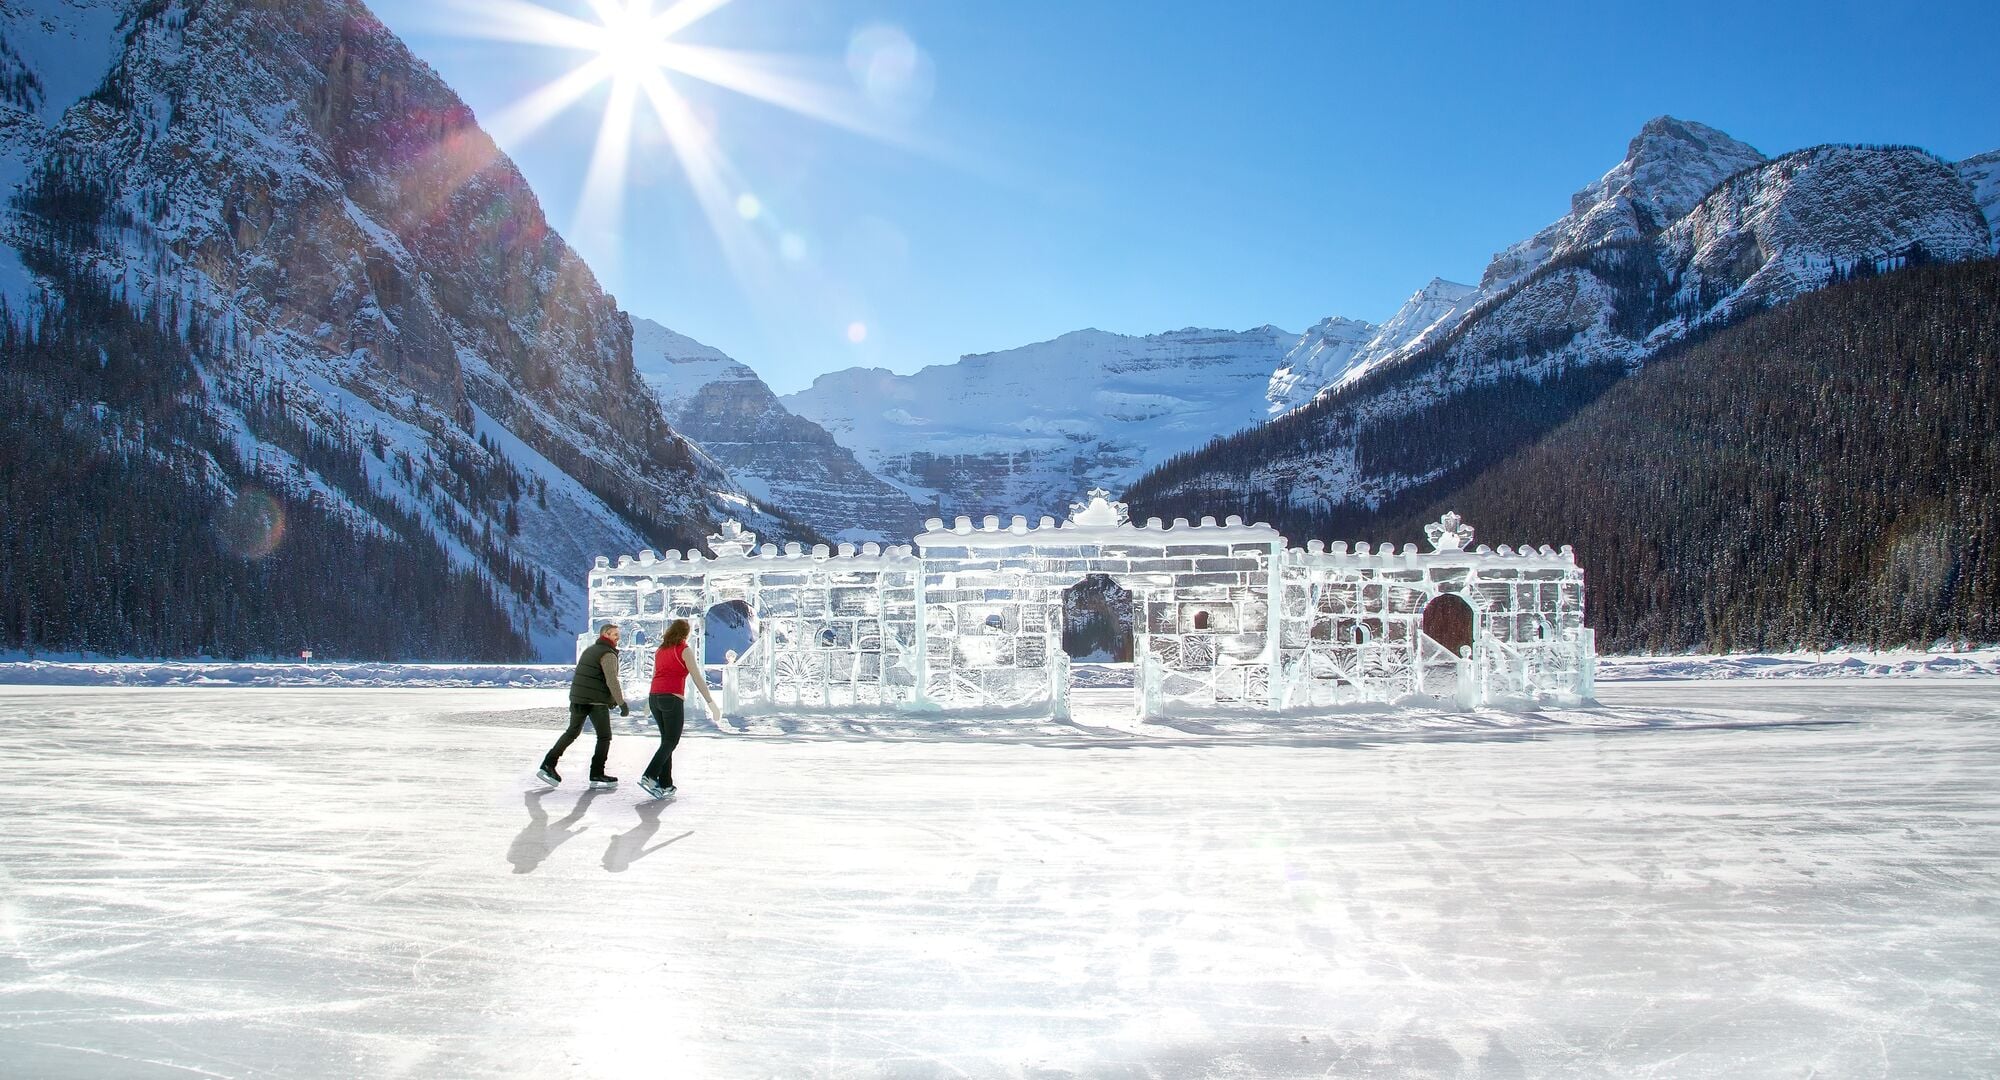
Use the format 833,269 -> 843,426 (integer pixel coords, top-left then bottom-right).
428,0 -> 933,340
588,1 -> 671,85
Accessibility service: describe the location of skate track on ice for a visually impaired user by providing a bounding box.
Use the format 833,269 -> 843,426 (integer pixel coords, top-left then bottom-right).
1,682 -> 1997,1077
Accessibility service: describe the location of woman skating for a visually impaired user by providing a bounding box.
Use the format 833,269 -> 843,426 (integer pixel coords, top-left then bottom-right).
641,618 -> 722,799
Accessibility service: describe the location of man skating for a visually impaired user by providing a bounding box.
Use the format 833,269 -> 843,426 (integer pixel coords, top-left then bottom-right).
538,622 -> 628,788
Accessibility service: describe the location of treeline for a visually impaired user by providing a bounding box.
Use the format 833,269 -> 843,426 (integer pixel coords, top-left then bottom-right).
1062,574 -> 1135,662
1145,258 -> 2000,652
1126,361 -> 1634,546
0,255 -> 531,661
1376,258 -> 1999,652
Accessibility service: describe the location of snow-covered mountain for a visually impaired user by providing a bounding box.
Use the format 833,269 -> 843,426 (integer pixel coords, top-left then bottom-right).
631,317 -> 925,542
1129,121 -> 1996,527
0,0 -> 799,659
1263,316 -> 1372,416
1262,119 -> 1763,419
1479,117 -> 1768,295
1264,279 -> 1478,414
784,325 -> 1298,522
1657,144 -> 1989,313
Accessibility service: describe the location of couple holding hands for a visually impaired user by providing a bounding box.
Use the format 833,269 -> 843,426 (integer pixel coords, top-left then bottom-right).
537,618 -> 722,800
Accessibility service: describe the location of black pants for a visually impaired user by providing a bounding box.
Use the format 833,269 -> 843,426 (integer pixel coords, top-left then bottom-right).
645,693 -> 686,786
545,702 -> 612,777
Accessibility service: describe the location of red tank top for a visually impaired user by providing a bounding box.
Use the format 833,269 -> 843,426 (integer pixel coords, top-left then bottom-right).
650,643 -> 691,696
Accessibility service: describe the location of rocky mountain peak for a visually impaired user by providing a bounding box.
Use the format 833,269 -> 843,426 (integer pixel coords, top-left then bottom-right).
1481,116 -> 1765,294
1610,115 -> 1766,221
1412,276 -> 1475,300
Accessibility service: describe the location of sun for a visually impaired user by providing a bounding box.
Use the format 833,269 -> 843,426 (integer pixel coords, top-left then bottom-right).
433,0 -> 905,273
588,1 -> 672,86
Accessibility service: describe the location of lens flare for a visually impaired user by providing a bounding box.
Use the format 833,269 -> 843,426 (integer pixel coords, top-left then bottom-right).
846,24 -> 934,117
218,486 -> 287,560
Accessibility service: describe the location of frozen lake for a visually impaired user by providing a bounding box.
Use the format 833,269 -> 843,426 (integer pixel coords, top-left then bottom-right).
2,683 -> 1997,1078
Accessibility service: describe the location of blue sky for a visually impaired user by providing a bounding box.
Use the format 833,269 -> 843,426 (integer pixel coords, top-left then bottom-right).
371,0 -> 2000,394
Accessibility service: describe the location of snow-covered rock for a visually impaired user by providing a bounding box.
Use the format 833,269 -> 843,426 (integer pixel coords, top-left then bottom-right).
1265,316 -> 1373,415
630,318 -> 748,417
1659,143 -> 1990,316
0,0 -> 127,303
1955,148 -> 2000,253
1479,116 -> 1767,295
632,317 -> 925,542
785,325 -> 1298,521
1266,279 -> 1479,414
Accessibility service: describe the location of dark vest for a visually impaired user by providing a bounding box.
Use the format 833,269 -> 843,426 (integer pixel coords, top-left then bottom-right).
570,639 -> 618,704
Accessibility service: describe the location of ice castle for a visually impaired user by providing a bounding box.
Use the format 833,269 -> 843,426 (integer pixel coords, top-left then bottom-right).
585,491 -> 1596,715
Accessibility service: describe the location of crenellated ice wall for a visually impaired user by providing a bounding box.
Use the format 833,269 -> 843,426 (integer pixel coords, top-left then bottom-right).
585,498 -> 1595,716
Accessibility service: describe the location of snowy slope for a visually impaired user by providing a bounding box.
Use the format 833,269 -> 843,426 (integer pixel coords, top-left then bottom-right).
630,317 -> 746,414
0,0 -> 794,659
1955,148 -> 2000,253
1263,316 -> 1372,415
1658,144 -> 1990,315
785,325 -> 1299,521
1265,279 -> 1479,414
0,0 -> 126,301
632,317 -> 924,541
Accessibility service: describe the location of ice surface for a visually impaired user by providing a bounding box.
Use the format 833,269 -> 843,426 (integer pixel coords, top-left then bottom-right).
1601,647 -> 2000,681
0,660 -> 570,688
3,682 -> 1998,1077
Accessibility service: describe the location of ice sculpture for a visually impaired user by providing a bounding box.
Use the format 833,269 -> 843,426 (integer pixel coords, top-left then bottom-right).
586,498 -> 1595,716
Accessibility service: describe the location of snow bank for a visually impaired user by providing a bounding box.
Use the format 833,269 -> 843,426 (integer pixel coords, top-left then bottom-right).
1600,648 -> 2000,681
2,647 -> 1991,695
0,660 -> 571,688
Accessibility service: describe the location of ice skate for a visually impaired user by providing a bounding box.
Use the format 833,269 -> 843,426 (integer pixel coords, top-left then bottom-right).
535,766 -> 561,788
588,774 -> 619,789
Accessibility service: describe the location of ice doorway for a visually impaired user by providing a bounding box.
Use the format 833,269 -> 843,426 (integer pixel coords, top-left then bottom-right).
1062,574 -> 1134,663
704,600 -> 756,665
1421,593 -> 1475,657
1060,573 -> 1137,716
